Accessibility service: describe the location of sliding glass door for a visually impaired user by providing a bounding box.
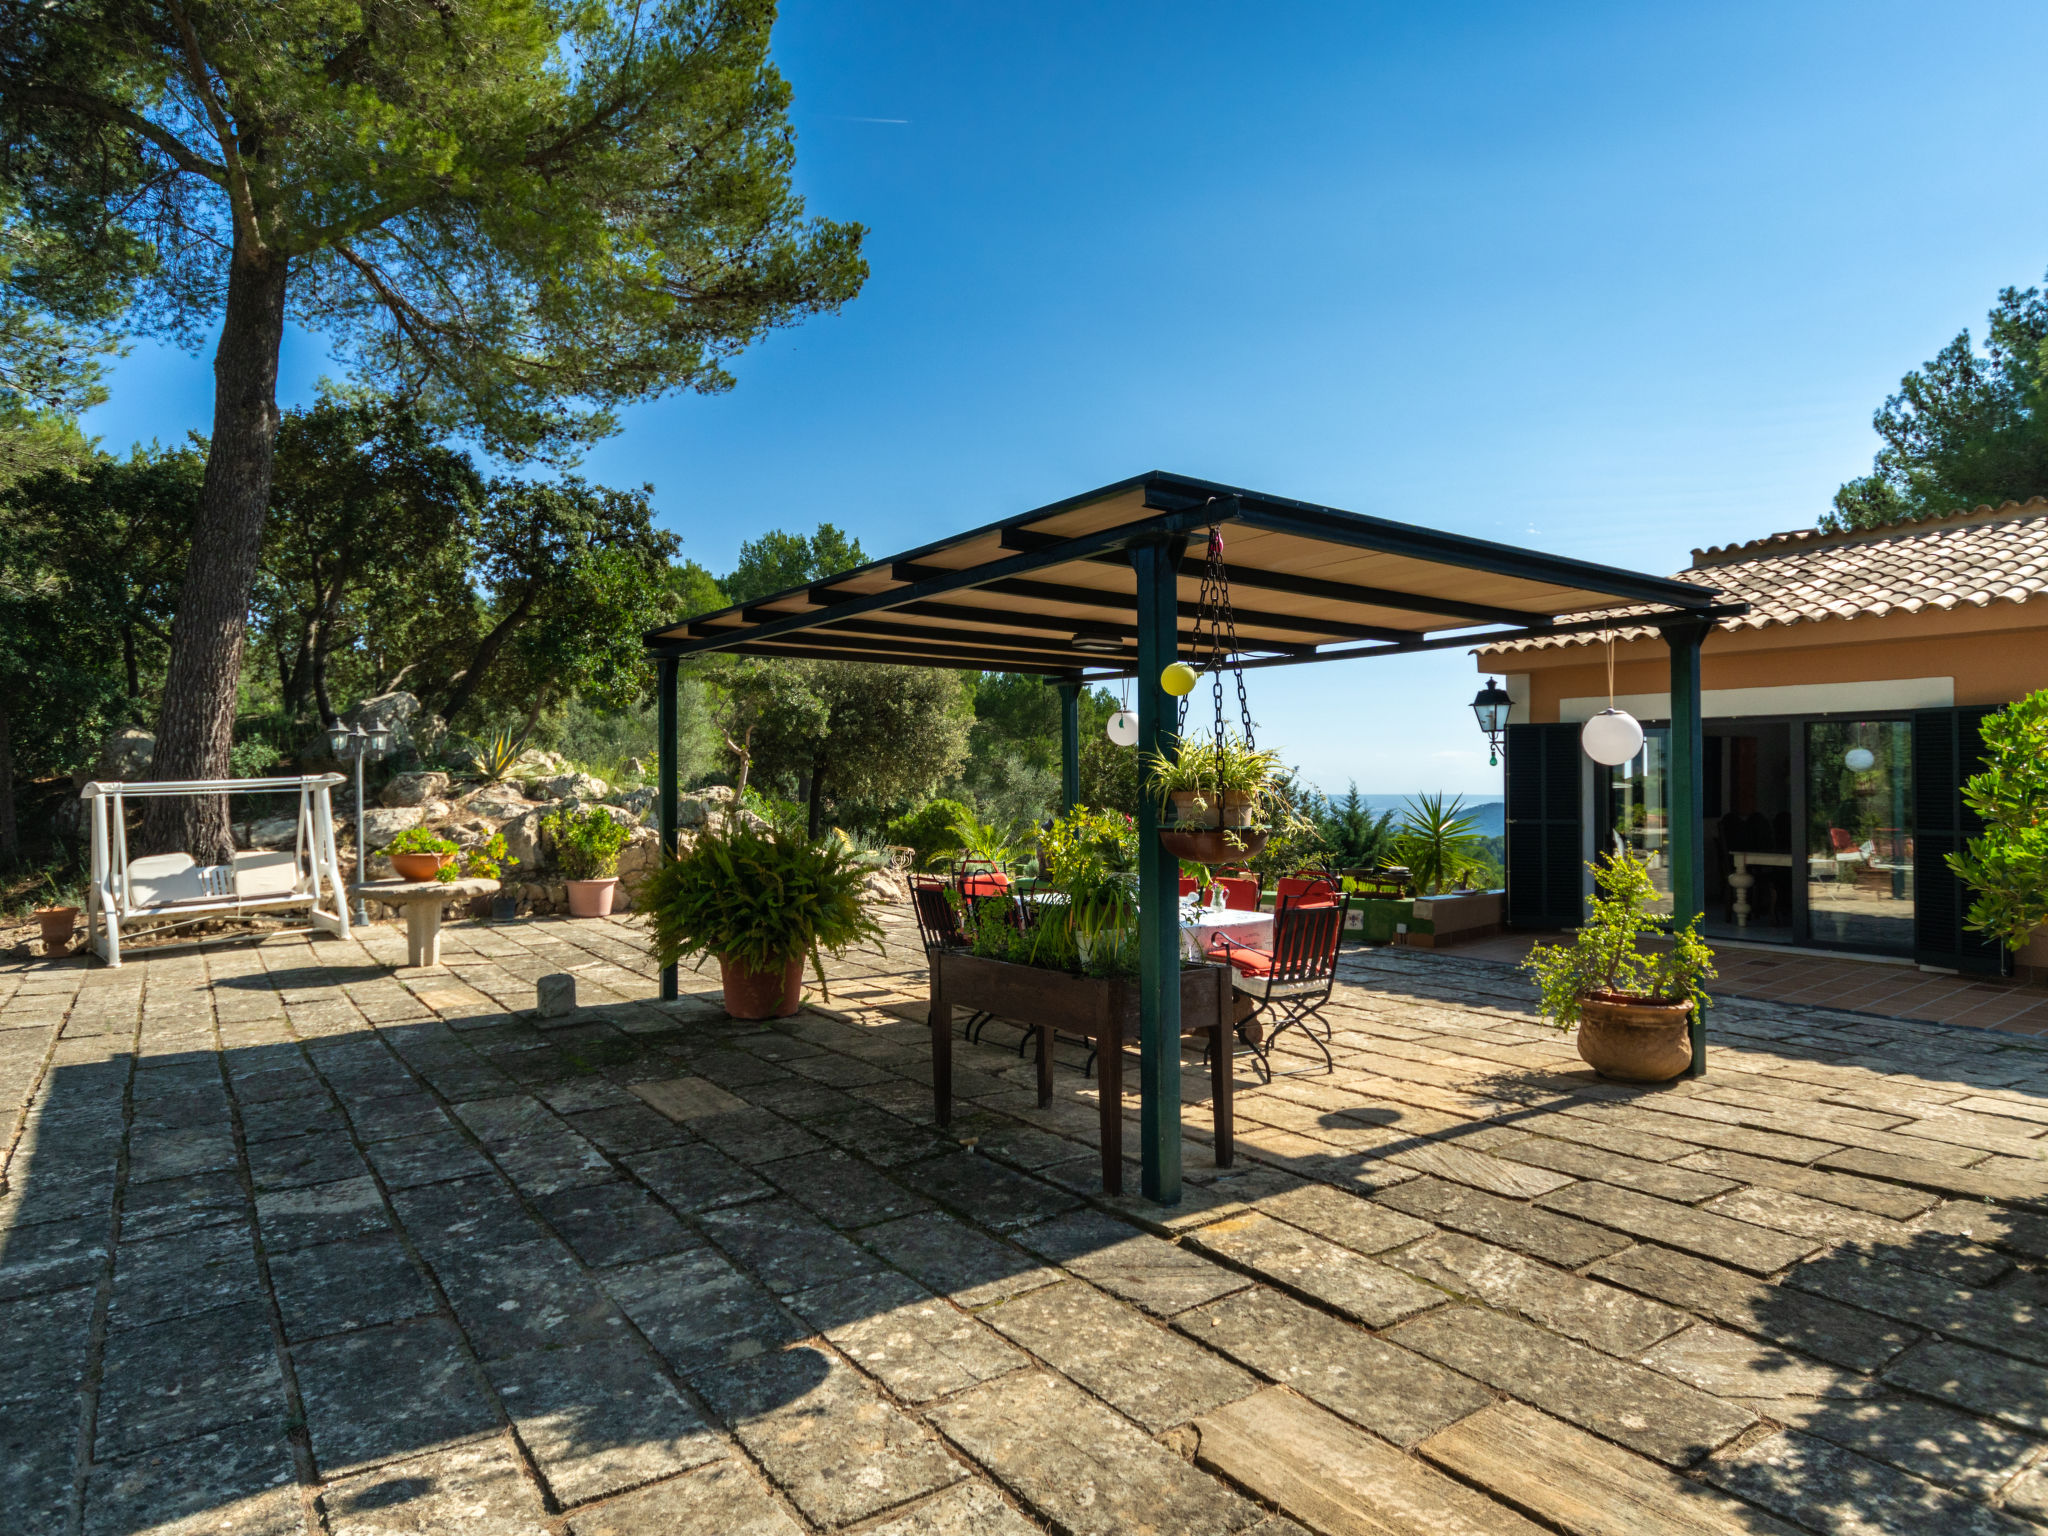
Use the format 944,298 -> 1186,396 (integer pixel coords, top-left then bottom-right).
1804,720 -> 1914,956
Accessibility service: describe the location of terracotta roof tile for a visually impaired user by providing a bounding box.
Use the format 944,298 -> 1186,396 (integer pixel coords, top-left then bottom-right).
1482,498 -> 2048,653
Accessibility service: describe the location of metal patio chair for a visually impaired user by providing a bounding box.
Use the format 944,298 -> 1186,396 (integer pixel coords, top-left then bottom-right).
1212,895 -> 1349,1081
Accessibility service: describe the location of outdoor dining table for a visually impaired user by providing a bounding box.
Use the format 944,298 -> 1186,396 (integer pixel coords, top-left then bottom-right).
1179,903 -> 1273,961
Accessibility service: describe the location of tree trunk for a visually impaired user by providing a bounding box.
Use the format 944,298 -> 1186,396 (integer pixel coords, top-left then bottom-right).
122,623 -> 140,706
0,698 -> 17,867
806,766 -> 825,841
142,250 -> 291,860
438,586 -> 539,728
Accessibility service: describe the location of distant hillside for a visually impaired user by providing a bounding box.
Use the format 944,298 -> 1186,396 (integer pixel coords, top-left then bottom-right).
1331,793 -> 1505,837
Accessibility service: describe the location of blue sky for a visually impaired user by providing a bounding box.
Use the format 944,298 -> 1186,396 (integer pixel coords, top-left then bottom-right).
83,1 -> 2048,799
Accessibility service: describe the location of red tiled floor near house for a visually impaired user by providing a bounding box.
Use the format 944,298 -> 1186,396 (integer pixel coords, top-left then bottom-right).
1410,931 -> 2048,1036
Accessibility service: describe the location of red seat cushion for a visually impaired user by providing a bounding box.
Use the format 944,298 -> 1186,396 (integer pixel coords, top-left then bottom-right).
961,874 -> 1011,896
1208,941 -> 1272,977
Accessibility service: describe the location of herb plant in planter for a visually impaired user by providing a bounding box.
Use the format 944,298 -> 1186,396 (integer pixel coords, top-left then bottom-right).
1523,853 -> 1717,1081
542,806 -> 634,917
638,824 -> 882,1019
1143,734 -> 1302,864
384,826 -> 459,883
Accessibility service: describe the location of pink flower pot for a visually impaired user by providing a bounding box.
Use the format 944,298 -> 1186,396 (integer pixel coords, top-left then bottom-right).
565,878 -> 619,917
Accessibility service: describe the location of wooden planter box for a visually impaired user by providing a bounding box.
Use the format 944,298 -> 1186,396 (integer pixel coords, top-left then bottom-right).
929,951 -> 1234,1195
1405,889 -> 1504,949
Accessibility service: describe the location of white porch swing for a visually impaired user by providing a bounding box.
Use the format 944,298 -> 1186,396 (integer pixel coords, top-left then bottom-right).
81,775 -> 353,967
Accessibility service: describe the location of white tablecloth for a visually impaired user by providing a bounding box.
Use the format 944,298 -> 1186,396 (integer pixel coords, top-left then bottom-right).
1179,906 -> 1272,961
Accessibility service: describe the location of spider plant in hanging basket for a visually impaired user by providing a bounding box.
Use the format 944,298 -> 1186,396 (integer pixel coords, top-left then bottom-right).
1143,734 -> 1292,862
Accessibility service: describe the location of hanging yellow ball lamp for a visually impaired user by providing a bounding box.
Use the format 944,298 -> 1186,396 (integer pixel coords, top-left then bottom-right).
1160,661 -> 1199,697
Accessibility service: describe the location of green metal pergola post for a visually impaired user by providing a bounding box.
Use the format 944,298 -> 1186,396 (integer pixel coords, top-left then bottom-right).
1131,537 -> 1186,1203
1058,679 -> 1081,812
657,655 -> 679,1002
1661,618 -> 1710,1077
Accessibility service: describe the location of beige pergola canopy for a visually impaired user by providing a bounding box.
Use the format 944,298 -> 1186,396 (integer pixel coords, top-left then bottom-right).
645,471 -> 1745,673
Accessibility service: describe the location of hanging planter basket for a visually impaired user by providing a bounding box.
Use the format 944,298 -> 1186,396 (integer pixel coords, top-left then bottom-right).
1160,828 -> 1271,864
1147,524 -> 1281,867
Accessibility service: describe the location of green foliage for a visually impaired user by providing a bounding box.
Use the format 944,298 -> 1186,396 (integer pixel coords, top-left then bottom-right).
947,806 -> 1025,870
1077,734 -> 1139,816
384,827 -> 458,857
227,739 -> 280,778
737,659 -> 971,832
470,730 -> 524,783
461,832 -> 516,882
1037,808 -> 1138,887
1313,783 -> 1399,868
741,787 -> 808,837
1142,733 -> 1287,809
1949,690 -> 2048,951
721,523 -> 866,605
1394,793 -> 1486,895
886,798 -> 973,868
1828,275 -> 2048,530
0,188 -> 139,489
542,806 -> 633,882
1523,854 -> 1717,1029
258,395 -> 482,724
638,824 -> 883,988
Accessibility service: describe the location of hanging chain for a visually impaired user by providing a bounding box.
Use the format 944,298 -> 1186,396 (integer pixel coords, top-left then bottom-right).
1177,522 -> 1256,754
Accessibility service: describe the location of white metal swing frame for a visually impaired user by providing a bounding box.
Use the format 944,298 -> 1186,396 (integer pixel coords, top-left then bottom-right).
80,775 -> 352,968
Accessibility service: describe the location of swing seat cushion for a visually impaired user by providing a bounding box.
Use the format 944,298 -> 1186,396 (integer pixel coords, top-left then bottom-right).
233,851 -> 306,898
126,853 -> 211,908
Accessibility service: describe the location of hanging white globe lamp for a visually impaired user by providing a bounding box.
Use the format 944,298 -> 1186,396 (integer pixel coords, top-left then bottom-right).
1581,708 -> 1645,767
1105,710 -> 1139,746
1843,746 -> 1876,772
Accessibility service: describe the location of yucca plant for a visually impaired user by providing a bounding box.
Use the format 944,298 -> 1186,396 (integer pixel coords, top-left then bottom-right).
471,729 -> 524,783
637,824 -> 884,996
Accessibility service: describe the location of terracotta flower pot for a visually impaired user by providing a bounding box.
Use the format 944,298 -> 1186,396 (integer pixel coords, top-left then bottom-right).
35,906 -> 79,956
718,954 -> 805,1019
565,878 -> 619,917
1575,993 -> 1693,1082
1165,790 -> 1258,829
391,852 -> 452,882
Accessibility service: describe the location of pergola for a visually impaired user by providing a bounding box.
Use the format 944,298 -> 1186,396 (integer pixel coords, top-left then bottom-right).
644,471 -> 1746,1203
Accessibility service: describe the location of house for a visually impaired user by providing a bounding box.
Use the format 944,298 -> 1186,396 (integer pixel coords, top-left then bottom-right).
1479,498 -> 2048,978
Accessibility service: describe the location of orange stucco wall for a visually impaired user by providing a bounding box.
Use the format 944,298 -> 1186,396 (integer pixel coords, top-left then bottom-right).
1483,601 -> 2048,723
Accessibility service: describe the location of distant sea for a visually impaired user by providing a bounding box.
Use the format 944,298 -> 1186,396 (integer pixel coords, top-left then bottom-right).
1320,792 -> 1505,837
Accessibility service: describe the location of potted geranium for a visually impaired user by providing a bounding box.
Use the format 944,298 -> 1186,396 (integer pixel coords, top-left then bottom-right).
1523,852 -> 1716,1082
384,826 -> 459,882
542,805 -> 633,917
638,823 -> 881,1019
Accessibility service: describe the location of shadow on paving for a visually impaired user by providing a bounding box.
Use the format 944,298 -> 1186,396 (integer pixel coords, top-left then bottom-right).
7,926 -> 2048,1534
0,959 -> 1164,1535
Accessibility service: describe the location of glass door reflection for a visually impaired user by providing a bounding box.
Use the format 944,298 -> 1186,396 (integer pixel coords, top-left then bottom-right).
1804,720 -> 1914,955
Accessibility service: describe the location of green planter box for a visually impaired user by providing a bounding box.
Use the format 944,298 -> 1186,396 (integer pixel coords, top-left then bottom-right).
1356,897 -> 1423,944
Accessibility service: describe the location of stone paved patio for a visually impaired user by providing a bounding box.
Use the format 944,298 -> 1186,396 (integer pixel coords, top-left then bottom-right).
4,914 -> 2048,1534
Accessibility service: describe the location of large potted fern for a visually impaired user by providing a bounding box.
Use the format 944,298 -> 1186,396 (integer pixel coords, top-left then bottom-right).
638,824 -> 882,1019
1523,853 -> 1717,1081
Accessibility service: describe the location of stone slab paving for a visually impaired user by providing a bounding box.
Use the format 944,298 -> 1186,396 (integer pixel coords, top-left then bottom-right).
5,918 -> 2048,1532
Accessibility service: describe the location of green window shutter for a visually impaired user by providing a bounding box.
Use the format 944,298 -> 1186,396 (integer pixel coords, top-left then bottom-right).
1912,707 -> 2010,976
1506,722 -> 1584,929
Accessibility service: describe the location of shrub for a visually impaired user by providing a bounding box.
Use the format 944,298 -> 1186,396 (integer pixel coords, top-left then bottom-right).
1523,853 -> 1716,1029
463,832 -> 517,881
1949,689 -> 2048,952
637,824 -> 882,992
886,797 -> 972,868
542,805 -> 633,881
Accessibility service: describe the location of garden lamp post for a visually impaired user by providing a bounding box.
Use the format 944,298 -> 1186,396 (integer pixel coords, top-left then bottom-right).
1470,679 -> 1512,767
326,724 -> 392,926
